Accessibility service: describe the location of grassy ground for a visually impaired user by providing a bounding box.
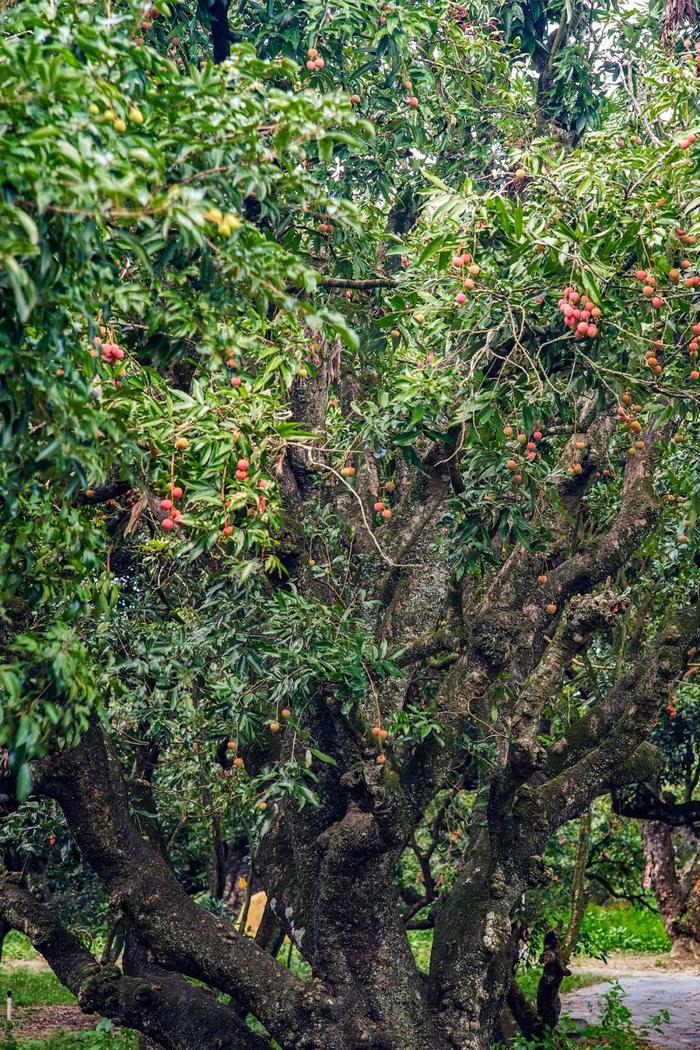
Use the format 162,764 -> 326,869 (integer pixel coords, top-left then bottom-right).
1,936 -> 126,1050
0,904 -> 671,1048
2,933 -> 41,962
3,968 -> 75,1009
406,903 -> 669,974
5,1036 -> 137,1050
576,903 -> 669,957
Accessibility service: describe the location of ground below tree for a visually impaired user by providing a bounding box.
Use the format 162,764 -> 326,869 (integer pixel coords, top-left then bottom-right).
565,952 -> 700,1048
4,950 -> 700,1048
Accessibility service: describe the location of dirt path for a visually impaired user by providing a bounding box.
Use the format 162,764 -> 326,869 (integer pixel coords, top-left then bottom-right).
2,957 -> 50,972
2,958 -> 107,1042
11,1004 -> 102,1041
564,953 -> 700,1049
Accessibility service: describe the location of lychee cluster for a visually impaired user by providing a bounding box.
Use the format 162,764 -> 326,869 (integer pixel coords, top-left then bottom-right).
402,75 -> 418,108
643,338 -> 664,377
633,270 -> 665,309
161,483 -> 184,531
453,252 -> 480,303
373,498 -> 393,521
371,724 -> 389,763
203,207 -> 241,238
92,336 -> 125,363
503,424 -> 544,482
676,225 -> 697,248
616,394 -> 647,457
305,47 -> 325,71
679,258 -> 700,288
558,287 -> 601,338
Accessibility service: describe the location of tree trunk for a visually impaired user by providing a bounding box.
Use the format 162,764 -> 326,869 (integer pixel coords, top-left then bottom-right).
675,882 -> 700,951
561,809 -> 591,964
642,821 -> 699,958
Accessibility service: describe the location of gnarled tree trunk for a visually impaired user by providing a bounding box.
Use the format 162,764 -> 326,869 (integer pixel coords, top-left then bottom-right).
642,821 -> 700,959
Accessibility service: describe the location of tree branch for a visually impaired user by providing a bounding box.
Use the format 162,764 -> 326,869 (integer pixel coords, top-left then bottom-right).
319,277 -> 397,289
611,785 -> 700,826
74,481 -> 132,506
394,627 -> 462,669
32,724 -> 320,1045
202,0 -> 231,64
530,605 -> 700,835
505,591 -> 624,784
0,878 -> 272,1050
551,428 -> 662,599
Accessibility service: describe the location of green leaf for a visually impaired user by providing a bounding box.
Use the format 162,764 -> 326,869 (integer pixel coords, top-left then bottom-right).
15,762 -> 32,801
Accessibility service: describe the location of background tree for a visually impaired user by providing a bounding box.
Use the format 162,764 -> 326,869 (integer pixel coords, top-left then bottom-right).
2,1 -> 700,1049
613,691 -> 700,957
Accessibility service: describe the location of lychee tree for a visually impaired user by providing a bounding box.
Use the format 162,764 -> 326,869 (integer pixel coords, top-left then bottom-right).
611,685 -> 700,957
1,1 -> 700,1049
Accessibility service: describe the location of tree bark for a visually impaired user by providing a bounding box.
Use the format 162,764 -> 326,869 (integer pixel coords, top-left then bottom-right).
0,880 -> 271,1050
642,821 -> 700,958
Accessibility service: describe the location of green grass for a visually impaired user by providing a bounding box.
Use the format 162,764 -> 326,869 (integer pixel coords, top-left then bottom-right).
575,903 -> 670,957
1,935 -> 37,963
6,1033 -> 137,1050
0,962 -> 134,1049
406,903 -> 669,978
0,969 -> 75,1008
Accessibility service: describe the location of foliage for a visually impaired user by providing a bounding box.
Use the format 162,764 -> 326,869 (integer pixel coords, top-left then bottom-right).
1,0 -> 700,1047
2,0 -> 700,780
1,933 -> 37,963
0,802 -> 110,938
651,684 -> 700,793
0,0 -> 367,783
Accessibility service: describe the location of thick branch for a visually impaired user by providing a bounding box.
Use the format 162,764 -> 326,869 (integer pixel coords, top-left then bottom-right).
535,929 -> 570,1031
75,481 -> 132,506
394,627 -> 462,669
560,809 -> 591,964
203,0 -> 231,63
33,724 -> 319,1044
404,417 -> 660,815
505,591 -> 624,784
640,821 -> 686,944
548,619 -> 694,778
612,784 -> 700,826
530,605 -> 700,835
551,429 -> 662,599
0,879 -> 271,1050
319,277 -> 397,289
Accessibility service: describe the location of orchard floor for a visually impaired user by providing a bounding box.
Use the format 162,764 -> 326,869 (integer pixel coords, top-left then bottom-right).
9,1004 -> 100,1042
3,952 -> 699,1047
564,951 -> 700,1048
